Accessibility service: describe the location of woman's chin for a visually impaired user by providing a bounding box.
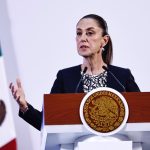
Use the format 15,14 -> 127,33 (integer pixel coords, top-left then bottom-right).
78,52 -> 92,58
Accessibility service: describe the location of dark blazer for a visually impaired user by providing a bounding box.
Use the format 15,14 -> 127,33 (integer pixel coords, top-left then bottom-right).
19,65 -> 140,130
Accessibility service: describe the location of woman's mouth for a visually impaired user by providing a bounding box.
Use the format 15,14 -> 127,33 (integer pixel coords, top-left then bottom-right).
80,45 -> 89,49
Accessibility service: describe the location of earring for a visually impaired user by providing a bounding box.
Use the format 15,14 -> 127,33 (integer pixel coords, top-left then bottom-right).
102,47 -> 105,51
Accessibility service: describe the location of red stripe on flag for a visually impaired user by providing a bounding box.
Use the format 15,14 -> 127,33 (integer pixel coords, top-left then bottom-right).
1,139 -> 17,150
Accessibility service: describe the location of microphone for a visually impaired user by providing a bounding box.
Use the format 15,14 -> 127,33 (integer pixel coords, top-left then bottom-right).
102,66 -> 126,92
75,67 -> 87,93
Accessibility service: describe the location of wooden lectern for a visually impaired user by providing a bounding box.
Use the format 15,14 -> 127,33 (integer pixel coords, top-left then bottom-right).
41,92 -> 150,150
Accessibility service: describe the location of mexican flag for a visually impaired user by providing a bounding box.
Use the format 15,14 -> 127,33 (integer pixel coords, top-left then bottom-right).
0,47 -> 17,149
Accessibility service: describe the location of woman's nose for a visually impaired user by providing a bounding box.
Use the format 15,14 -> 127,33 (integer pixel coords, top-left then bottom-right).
80,33 -> 87,42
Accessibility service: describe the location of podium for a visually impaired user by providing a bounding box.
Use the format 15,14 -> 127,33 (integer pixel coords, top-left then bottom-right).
41,92 -> 150,150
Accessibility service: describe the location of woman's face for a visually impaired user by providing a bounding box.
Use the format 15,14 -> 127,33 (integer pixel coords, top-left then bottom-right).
76,18 -> 108,57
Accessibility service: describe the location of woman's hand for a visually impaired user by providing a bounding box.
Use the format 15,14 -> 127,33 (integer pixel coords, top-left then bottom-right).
9,78 -> 28,111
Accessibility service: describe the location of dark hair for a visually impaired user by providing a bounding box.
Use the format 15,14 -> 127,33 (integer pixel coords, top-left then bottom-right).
79,14 -> 113,64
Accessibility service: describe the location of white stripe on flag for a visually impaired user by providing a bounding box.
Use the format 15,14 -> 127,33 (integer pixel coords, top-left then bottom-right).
0,56 -> 16,148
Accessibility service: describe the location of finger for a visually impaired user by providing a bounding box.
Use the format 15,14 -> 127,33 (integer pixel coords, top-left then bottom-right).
12,85 -> 14,93
10,85 -> 16,97
16,78 -> 22,88
9,83 -> 13,89
12,85 -> 17,94
16,96 -> 21,104
13,91 -> 17,99
16,78 -> 21,88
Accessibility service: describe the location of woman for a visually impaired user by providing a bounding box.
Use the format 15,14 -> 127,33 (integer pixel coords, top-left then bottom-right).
9,14 -> 140,131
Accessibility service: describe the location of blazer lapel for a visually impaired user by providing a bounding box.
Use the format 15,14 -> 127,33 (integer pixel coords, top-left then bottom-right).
74,65 -> 84,93
78,80 -> 84,93
107,65 -> 124,92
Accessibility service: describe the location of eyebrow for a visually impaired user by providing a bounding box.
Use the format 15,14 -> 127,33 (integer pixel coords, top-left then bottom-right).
76,27 -> 95,31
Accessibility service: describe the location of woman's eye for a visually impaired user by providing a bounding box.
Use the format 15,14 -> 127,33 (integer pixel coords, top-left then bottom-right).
86,32 -> 94,36
77,32 -> 82,36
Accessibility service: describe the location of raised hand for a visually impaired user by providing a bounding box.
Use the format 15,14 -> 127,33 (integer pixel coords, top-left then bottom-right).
9,78 -> 28,111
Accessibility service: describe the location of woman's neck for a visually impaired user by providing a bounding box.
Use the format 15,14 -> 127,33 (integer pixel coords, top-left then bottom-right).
82,54 -> 106,75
